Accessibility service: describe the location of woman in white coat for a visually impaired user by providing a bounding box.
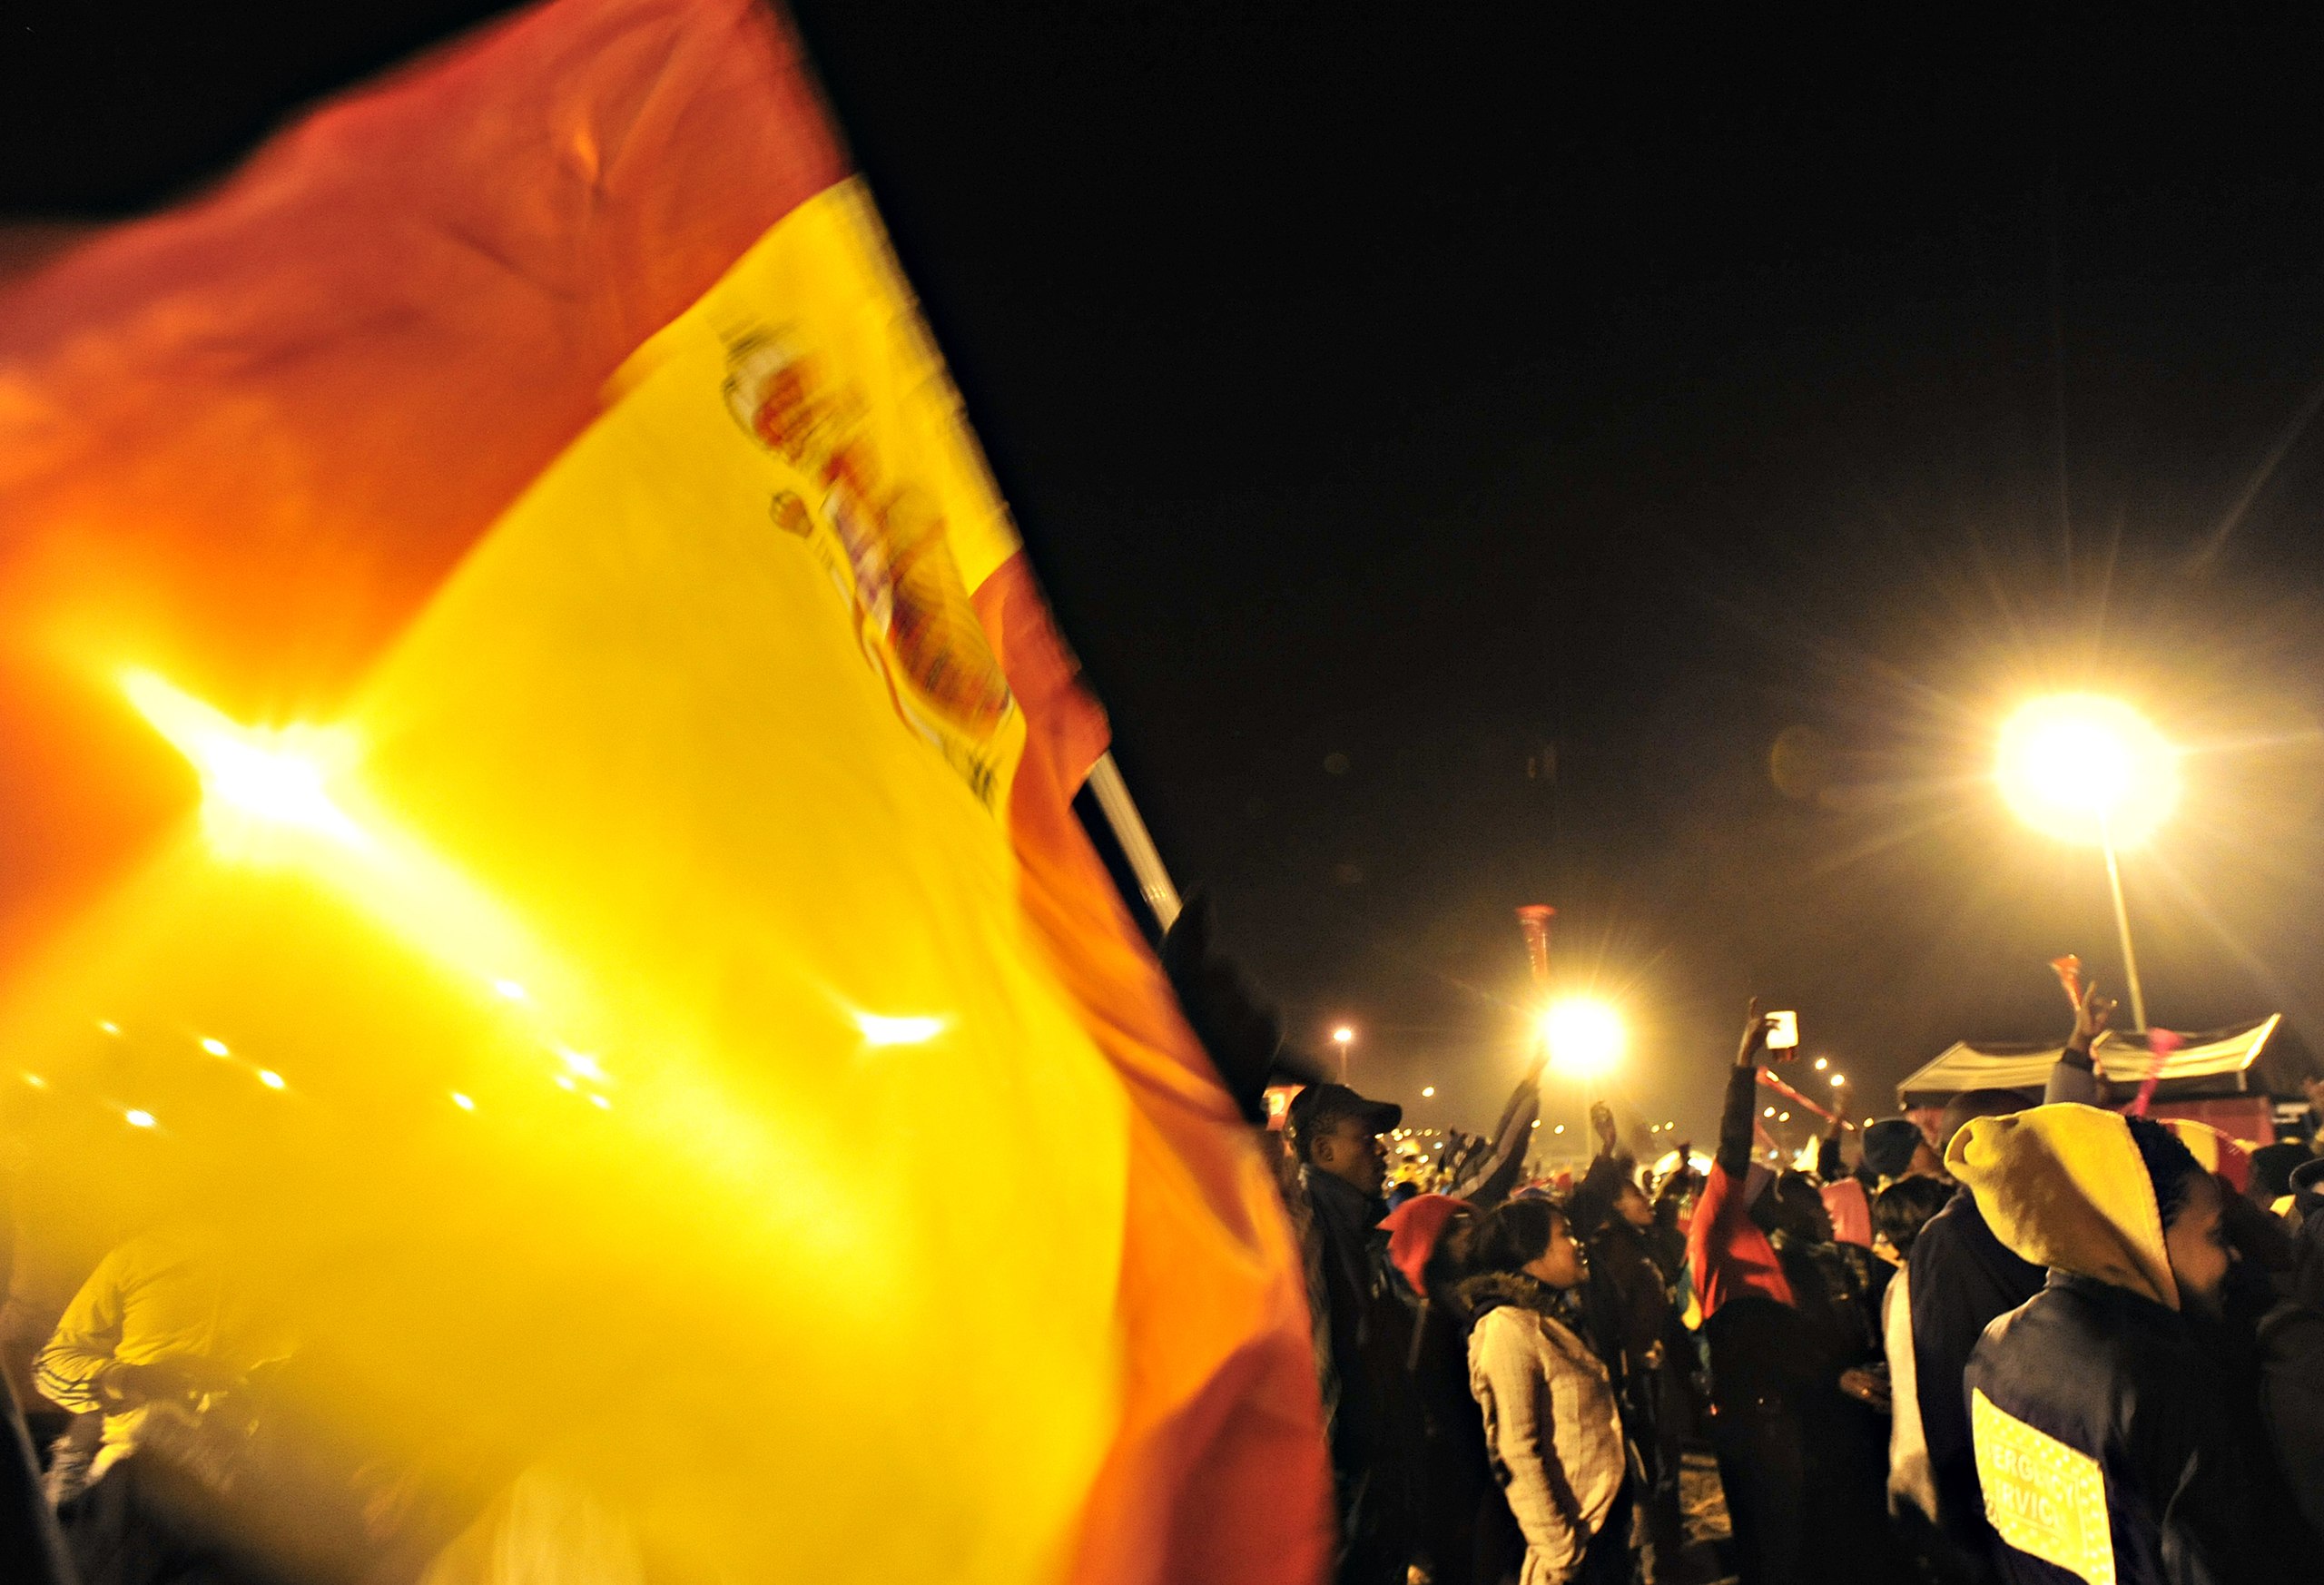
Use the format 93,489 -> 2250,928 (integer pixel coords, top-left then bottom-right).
1456,1198 -> 1632,1585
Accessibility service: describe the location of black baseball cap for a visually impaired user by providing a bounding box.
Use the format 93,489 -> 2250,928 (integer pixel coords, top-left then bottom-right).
1285,1082 -> 1403,1147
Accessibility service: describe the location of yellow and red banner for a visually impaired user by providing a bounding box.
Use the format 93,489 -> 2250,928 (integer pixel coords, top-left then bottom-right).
0,2 -> 1328,1580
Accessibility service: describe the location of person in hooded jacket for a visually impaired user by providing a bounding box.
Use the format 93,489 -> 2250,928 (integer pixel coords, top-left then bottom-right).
1457,1198 -> 1630,1585
1958,1106 -> 2283,1585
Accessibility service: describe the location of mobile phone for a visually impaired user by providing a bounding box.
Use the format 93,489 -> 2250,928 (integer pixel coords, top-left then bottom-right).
1766,1010 -> 1799,1050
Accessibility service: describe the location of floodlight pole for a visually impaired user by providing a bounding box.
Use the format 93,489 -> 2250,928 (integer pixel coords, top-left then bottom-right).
2099,815 -> 2149,1033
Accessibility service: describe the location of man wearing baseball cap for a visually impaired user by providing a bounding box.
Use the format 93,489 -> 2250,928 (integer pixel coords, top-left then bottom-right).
1286,1081 -> 1416,1585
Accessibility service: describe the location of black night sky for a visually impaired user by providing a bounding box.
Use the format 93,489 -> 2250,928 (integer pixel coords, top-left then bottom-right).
12,3 -> 2324,1146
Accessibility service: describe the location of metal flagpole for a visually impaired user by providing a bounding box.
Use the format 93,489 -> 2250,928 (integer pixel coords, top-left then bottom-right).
1087,752 -> 1182,931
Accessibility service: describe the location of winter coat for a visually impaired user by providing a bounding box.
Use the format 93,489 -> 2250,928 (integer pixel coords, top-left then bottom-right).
1301,1166 -> 1423,1575
1458,1272 -> 1627,1585
1955,1104 -> 2273,1585
1568,1157 -> 1671,1378
1907,1181 -> 2043,1558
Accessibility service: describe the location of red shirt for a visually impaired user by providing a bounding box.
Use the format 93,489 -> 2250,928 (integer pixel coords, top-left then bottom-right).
1686,1160 -> 1795,1318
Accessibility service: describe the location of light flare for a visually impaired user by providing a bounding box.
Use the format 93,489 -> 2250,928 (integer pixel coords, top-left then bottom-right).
1996,694 -> 2179,848
121,671 -> 586,1070
122,669 -> 368,852
1541,996 -> 1626,1078
853,1012 -> 943,1048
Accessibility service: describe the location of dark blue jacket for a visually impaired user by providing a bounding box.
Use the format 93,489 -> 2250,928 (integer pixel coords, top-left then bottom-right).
1965,1274 -> 2266,1585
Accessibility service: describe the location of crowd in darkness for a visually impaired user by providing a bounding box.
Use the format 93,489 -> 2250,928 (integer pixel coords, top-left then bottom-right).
1158,890 -> 2324,1585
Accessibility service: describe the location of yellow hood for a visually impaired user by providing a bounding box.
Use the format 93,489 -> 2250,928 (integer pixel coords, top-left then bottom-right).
1946,1103 -> 2178,1312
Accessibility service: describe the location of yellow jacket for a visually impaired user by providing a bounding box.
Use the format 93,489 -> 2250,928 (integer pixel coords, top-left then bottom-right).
34,1227 -> 288,1482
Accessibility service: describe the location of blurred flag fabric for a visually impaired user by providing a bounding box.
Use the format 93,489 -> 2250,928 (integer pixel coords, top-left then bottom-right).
0,2 -> 1330,1581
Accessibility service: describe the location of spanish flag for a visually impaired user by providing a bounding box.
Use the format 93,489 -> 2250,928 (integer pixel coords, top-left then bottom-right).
0,2 -> 1329,1580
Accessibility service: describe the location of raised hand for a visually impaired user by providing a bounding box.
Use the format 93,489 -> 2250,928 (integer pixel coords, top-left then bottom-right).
1734,999 -> 1777,1069
2069,978 -> 2116,1055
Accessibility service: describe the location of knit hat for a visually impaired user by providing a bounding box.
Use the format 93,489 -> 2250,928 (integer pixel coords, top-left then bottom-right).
1862,1118 -> 1926,1180
1380,1193 -> 1472,1294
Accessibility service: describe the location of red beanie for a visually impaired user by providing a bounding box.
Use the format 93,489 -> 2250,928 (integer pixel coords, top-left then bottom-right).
1381,1193 -> 1472,1294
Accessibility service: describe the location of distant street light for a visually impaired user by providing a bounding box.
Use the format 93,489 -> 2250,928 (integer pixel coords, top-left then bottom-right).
1995,694 -> 2179,1029
1331,1025 -> 1354,1083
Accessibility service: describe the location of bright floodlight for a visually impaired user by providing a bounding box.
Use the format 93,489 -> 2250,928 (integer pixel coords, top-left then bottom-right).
1996,694 -> 2179,848
1541,996 -> 1626,1078
854,1012 -> 943,1048
122,669 -> 367,851
1332,1026 -> 1354,1046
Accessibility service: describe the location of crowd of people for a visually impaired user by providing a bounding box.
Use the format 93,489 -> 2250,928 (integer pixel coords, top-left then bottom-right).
1269,977 -> 2324,1585
9,918 -> 2324,1585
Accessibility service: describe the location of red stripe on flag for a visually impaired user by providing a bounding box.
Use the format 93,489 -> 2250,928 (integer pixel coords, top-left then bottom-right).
0,0 -> 846,958
976,554 -> 1334,1585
